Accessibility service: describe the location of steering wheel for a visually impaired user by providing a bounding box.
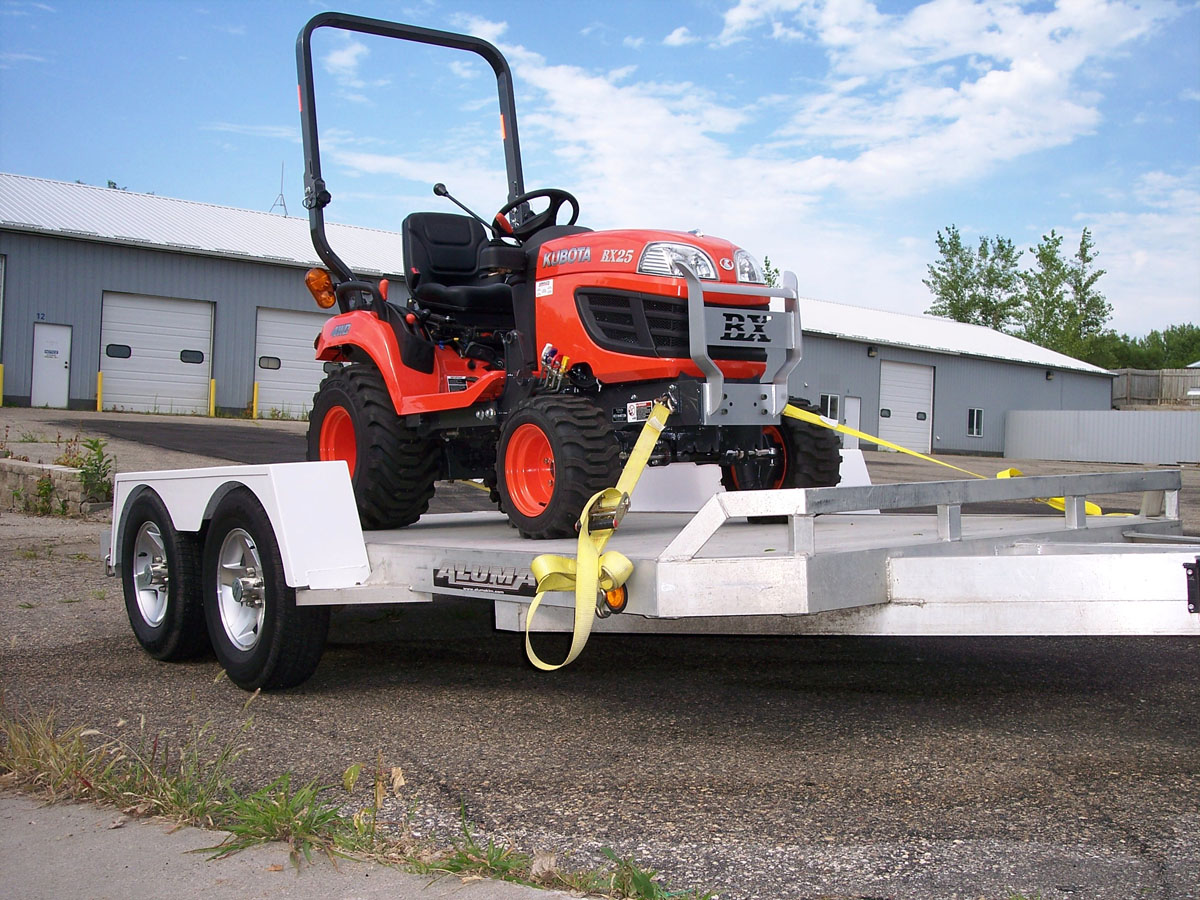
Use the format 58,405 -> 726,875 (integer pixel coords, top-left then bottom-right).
494,188 -> 580,241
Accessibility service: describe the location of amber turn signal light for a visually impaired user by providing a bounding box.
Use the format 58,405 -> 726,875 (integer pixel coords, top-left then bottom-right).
305,268 -> 336,309
601,585 -> 628,616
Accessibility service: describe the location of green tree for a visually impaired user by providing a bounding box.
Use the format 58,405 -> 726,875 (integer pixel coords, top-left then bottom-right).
924,226 -> 1023,332
923,225 -> 975,324
1018,229 -> 1071,348
973,235 -> 1023,333
1061,228 -> 1111,357
761,255 -> 780,288
1069,323 -> 1199,370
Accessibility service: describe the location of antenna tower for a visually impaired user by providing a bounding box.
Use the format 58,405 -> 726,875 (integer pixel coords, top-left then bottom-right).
269,163 -> 288,216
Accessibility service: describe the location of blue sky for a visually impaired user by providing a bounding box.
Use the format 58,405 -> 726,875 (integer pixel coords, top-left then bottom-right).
1,0 -> 1197,337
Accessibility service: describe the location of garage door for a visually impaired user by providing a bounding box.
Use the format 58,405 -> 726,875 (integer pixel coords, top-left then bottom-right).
254,308 -> 331,418
878,360 -> 934,453
100,293 -> 213,414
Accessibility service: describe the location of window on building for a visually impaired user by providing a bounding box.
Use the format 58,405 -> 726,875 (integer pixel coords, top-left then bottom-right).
179,349 -> 205,365
105,344 -> 132,359
967,407 -> 984,437
258,356 -> 281,370
819,393 -> 840,421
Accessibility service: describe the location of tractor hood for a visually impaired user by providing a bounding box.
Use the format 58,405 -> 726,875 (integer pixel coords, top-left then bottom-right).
534,228 -> 767,287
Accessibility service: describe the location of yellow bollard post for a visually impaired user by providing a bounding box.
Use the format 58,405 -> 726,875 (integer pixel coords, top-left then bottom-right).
208,379 -> 216,417
96,371 -> 103,412
252,381 -> 260,419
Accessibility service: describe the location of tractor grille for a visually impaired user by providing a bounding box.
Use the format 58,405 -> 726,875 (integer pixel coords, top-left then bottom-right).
576,290 -> 766,361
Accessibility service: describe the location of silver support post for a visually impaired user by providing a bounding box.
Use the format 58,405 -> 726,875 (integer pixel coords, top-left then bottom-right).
789,514 -> 816,556
1139,490 -> 1166,517
1166,489 -> 1180,520
937,504 -> 962,541
1064,495 -> 1088,529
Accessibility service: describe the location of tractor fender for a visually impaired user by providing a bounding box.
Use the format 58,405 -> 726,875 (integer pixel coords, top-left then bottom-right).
315,310 -> 439,413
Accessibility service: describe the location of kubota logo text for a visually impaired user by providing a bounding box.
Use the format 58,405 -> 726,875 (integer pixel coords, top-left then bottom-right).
541,246 -> 592,267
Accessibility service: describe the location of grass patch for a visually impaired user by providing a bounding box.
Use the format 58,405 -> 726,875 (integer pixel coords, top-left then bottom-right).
0,702 -> 714,898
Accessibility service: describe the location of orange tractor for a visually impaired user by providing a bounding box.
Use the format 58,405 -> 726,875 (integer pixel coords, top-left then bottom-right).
297,13 -> 840,539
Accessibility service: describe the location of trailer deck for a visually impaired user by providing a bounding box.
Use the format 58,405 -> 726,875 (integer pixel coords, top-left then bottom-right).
277,467 -> 1199,637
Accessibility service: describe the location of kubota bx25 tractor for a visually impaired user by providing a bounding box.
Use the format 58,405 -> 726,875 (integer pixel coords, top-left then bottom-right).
296,13 -> 840,539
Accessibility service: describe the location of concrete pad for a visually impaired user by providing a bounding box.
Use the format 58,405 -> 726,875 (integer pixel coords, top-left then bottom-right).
0,791 -> 564,900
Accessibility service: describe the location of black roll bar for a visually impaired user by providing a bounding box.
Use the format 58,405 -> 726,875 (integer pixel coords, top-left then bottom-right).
296,12 -> 526,283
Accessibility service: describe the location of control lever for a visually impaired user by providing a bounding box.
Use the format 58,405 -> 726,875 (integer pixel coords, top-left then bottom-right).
432,183 -> 500,239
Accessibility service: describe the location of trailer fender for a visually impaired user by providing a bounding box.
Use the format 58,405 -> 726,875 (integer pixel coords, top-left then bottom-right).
110,462 -> 370,590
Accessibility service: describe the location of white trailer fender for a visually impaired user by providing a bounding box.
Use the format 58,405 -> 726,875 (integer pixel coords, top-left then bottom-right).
110,462 -> 370,590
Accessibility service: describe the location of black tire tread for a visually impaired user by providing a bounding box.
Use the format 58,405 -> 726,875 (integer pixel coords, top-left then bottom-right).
498,395 -> 621,539
308,364 -> 440,530
720,400 -> 841,521
120,491 -> 209,661
202,488 -> 329,691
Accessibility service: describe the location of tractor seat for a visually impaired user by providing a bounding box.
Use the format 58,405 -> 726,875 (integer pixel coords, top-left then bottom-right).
402,212 -> 513,324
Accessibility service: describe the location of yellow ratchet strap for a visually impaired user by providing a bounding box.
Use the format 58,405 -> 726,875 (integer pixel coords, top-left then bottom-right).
525,400 -> 672,670
781,404 -> 1105,516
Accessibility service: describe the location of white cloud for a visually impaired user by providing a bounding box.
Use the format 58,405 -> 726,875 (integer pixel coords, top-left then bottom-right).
323,39 -> 370,87
451,14 -> 508,45
623,35 -> 645,49
663,26 -> 698,46
1082,168 -> 1200,335
733,0 -> 1178,197
203,122 -> 300,142
0,1 -> 57,15
0,51 -> 47,66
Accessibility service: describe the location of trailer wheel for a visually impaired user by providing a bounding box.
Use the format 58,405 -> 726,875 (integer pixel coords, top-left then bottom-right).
497,395 -> 621,539
721,400 -> 841,521
202,487 -> 329,690
120,490 -> 208,661
308,364 -> 439,529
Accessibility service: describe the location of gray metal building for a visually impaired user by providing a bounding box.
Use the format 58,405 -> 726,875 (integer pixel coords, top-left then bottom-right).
0,173 -> 1113,452
0,173 -> 401,417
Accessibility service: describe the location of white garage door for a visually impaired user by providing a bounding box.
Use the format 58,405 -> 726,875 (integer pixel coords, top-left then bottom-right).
100,292 -> 213,414
254,308 -> 331,418
878,360 -> 934,454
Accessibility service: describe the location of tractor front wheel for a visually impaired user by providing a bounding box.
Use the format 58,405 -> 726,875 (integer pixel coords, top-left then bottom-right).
307,364 -> 439,530
497,395 -> 620,539
721,400 -> 842,520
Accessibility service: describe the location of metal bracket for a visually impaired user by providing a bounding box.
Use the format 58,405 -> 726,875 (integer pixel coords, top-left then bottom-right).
1185,557 -> 1199,614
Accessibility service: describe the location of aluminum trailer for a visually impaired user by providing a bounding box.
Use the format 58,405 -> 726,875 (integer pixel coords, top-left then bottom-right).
107,462 -> 1199,689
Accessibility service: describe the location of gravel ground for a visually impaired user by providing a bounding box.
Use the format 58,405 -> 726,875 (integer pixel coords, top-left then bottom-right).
1,405 -> 1197,900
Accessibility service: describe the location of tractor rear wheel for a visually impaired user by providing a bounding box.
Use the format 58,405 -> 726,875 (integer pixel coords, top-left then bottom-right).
307,364 -> 439,529
497,395 -> 621,539
721,400 -> 841,519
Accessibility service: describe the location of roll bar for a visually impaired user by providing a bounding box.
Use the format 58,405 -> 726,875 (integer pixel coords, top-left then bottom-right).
296,12 -> 527,282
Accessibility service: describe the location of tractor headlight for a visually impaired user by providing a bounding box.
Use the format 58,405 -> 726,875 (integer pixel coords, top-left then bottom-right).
637,242 -> 718,280
734,250 -> 766,284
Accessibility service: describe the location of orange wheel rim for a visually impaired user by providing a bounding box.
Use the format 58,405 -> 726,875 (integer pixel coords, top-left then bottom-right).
320,406 -> 357,478
730,425 -> 787,490
506,423 -> 554,517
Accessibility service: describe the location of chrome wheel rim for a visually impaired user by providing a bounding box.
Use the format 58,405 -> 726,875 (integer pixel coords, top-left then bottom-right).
132,521 -> 169,627
216,527 -> 266,652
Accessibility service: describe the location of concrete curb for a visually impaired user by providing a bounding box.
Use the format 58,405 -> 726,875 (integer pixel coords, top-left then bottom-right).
0,791 -> 568,900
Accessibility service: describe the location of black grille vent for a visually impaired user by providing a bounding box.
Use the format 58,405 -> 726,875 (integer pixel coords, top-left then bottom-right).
576,290 -> 765,361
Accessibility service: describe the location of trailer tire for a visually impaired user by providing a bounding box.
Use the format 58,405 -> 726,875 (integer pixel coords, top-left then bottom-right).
120,490 -> 209,661
497,395 -> 621,539
202,487 -> 329,690
308,364 -> 439,530
721,400 -> 842,522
